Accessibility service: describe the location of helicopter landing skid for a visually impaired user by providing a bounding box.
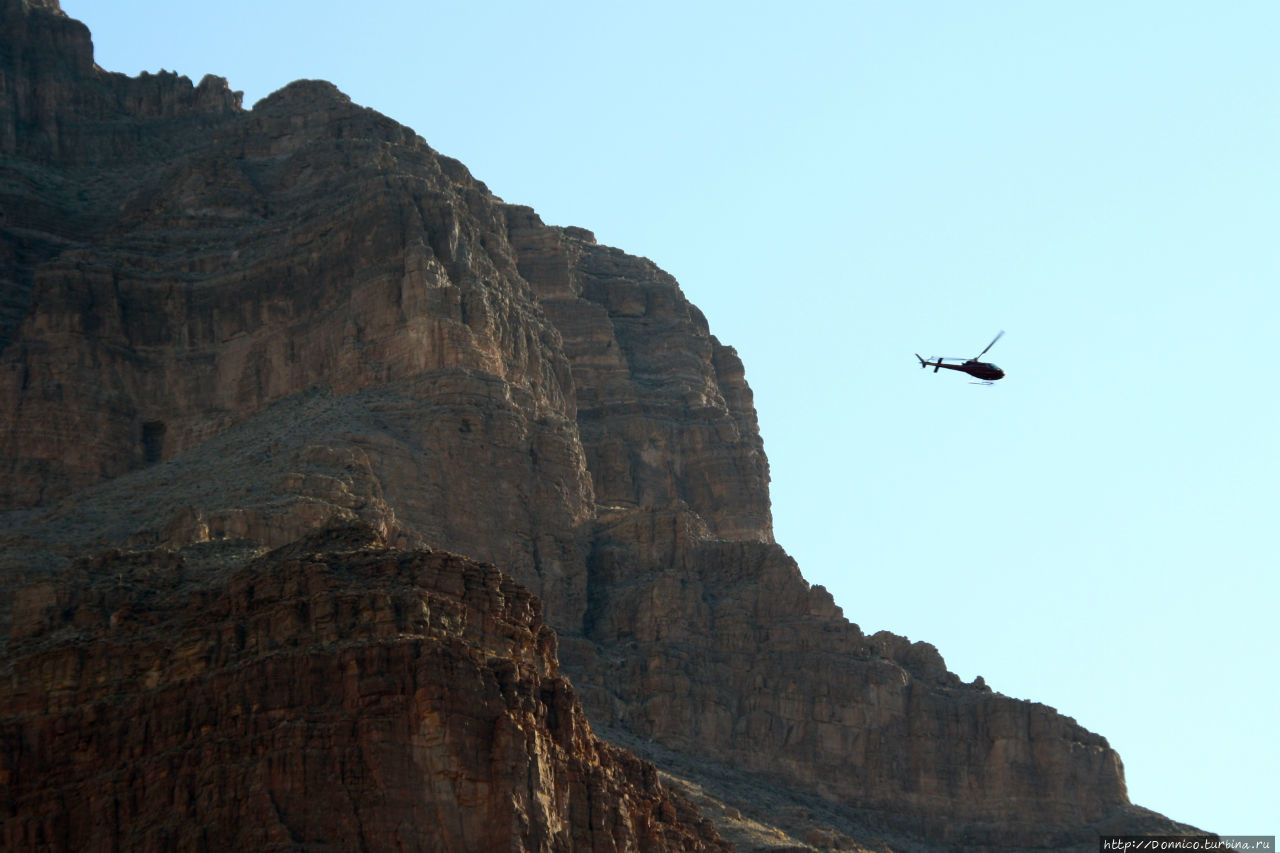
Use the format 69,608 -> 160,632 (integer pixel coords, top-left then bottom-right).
968,380 -> 995,386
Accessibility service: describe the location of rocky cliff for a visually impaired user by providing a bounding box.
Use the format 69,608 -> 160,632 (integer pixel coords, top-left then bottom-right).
2,524 -> 728,852
0,1 -> 1195,849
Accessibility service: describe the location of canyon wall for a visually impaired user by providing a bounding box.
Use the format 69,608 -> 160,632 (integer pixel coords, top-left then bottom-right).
0,1 -> 1194,848
2,524 -> 727,852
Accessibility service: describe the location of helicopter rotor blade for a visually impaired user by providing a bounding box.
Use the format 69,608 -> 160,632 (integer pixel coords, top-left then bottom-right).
975,330 -> 1004,360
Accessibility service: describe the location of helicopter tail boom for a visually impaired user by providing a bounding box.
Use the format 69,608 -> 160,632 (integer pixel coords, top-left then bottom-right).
915,354 -> 943,373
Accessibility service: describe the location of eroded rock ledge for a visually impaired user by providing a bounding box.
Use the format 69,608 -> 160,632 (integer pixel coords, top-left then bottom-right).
1,525 -> 728,852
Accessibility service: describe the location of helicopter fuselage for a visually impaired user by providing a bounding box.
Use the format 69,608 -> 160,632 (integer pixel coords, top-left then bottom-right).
950,360 -> 1004,381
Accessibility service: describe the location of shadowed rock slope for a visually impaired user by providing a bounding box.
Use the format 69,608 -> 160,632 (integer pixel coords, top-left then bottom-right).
2,524 -> 728,852
0,1 -> 1196,848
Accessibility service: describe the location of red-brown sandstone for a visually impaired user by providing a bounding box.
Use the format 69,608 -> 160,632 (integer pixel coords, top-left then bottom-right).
2,525 -> 728,852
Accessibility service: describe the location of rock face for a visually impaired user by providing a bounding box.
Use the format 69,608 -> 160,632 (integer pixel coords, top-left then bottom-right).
0,1 -> 1195,848
2,525 -> 728,852
504,208 -> 772,544
574,508 -> 1137,847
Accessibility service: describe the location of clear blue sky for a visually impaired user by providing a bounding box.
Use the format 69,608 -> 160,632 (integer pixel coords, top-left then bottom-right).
64,0 -> 1278,834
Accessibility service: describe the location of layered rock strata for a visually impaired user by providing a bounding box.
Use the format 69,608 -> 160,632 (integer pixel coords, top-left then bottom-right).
570,507 -> 1155,847
0,44 -> 599,622
0,1 -> 1195,848
1,525 -> 728,852
504,207 -> 771,543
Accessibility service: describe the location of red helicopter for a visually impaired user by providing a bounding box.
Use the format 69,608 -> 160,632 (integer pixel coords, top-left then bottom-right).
916,331 -> 1006,384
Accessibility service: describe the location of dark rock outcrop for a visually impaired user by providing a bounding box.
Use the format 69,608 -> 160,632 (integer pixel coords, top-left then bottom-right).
2,525 -> 728,851
0,1 -> 1198,848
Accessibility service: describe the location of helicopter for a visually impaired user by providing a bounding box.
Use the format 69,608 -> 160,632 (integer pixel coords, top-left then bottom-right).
915,331 -> 1006,384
